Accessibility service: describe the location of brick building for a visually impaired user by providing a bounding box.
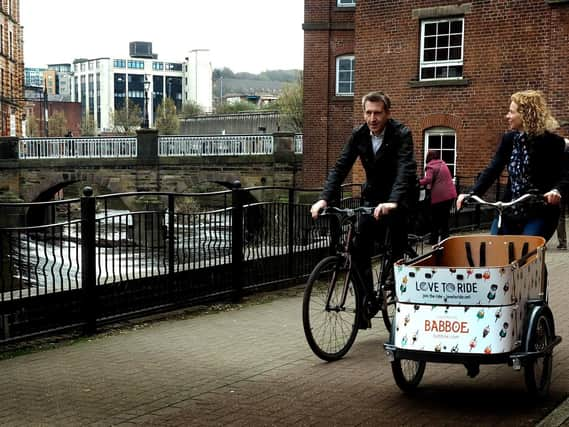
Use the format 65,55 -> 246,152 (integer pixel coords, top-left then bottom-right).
302,0 -> 569,190
0,0 -> 24,136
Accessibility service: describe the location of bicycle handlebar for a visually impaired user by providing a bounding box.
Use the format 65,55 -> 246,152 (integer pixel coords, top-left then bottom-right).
464,193 -> 546,230
319,206 -> 375,217
465,193 -> 544,210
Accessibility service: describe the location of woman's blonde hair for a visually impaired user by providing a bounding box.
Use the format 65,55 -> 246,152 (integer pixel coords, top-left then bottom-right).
511,90 -> 559,135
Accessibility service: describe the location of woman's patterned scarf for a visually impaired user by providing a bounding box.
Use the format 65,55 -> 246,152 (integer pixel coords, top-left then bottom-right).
508,132 -> 531,218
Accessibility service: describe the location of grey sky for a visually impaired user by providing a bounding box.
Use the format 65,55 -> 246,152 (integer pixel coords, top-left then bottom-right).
20,0 -> 304,73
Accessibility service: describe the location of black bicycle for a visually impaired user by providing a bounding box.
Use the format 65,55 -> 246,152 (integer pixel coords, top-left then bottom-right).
302,206 -> 421,361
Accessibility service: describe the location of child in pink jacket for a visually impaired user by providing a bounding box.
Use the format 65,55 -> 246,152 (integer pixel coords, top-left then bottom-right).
420,150 -> 457,244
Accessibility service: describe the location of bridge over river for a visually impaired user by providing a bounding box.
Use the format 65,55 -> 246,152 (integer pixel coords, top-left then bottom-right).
0,130 -> 303,209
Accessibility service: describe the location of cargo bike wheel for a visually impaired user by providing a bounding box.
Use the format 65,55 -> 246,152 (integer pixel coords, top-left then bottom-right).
391,358 -> 426,392
524,309 -> 554,398
302,255 -> 362,361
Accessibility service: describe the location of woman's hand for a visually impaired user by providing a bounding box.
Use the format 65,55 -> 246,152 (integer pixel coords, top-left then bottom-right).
544,190 -> 562,205
456,193 -> 469,210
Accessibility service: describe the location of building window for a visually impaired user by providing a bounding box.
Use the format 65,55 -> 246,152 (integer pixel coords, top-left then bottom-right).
420,18 -> 464,81
336,55 -> 355,96
337,0 -> 355,7
153,62 -> 164,71
113,59 -> 126,68
424,127 -> 456,177
127,60 -> 144,69
165,62 -> 183,71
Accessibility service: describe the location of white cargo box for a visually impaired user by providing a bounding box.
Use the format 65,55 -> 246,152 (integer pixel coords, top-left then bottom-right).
393,235 -> 545,355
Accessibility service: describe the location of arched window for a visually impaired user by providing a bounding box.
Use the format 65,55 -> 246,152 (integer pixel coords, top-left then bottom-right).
424,127 -> 456,176
335,55 -> 355,96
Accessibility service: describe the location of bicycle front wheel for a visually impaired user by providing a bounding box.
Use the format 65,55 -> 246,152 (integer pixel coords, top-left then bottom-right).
302,255 -> 361,361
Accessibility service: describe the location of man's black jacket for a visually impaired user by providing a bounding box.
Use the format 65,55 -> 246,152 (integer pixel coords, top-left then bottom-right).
319,119 -> 417,209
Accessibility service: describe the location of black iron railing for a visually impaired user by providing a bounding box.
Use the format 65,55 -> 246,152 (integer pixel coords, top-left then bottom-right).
0,184 -> 331,342
0,179 -> 499,344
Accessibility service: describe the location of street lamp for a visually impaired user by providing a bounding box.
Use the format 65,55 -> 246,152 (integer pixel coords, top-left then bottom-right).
142,77 -> 150,128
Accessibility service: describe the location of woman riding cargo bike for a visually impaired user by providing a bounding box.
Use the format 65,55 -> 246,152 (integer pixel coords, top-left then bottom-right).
383,90 -> 568,396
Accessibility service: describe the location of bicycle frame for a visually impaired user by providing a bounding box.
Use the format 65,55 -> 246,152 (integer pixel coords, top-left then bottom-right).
323,211 -> 365,313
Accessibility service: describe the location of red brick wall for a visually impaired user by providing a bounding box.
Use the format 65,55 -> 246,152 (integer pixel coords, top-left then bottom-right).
30,102 -> 82,137
303,0 -> 357,188
303,0 -> 569,190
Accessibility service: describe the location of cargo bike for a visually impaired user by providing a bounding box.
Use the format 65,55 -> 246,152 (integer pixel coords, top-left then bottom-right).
384,194 -> 562,397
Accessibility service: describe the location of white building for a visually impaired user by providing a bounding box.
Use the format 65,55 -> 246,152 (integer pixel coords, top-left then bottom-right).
184,49 -> 213,114
72,42 -> 212,132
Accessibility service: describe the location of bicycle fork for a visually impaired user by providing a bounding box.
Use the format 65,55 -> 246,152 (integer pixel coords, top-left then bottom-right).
324,256 -> 354,313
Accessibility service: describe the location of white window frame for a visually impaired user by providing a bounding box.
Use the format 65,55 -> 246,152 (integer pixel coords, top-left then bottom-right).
337,0 -> 356,7
420,17 -> 464,81
424,127 -> 457,177
335,55 -> 355,96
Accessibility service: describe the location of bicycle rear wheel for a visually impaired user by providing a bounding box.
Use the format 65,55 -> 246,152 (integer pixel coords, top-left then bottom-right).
375,237 -> 420,333
374,253 -> 396,332
302,255 -> 361,361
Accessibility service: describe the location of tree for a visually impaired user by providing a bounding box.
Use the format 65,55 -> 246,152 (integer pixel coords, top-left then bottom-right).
155,97 -> 180,135
114,100 -> 142,134
215,100 -> 256,114
181,100 -> 203,118
25,114 -> 39,137
275,71 -> 303,133
81,114 -> 96,136
48,111 -> 68,137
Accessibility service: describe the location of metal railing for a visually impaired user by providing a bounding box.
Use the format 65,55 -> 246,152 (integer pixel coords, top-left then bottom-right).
18,137 -> 137,159
158,135 -> 274,157
0,178 -> 494,343
13,134 -> 303,160
0,184 -> 328,342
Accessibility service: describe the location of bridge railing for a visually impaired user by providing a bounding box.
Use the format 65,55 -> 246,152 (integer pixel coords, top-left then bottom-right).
158,135 -> 274,157
18,137 -> 137,159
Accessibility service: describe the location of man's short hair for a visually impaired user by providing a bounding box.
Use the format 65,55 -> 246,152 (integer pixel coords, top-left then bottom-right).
362,91 -> 391,111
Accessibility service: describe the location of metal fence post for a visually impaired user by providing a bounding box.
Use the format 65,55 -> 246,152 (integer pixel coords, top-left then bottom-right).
287,188 -> 295,277
231,180 -> 244,302
81,186 -> 97,334
168,195 -> 175,276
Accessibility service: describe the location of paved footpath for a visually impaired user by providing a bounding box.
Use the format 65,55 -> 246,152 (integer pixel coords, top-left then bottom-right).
1,243 -> 568,426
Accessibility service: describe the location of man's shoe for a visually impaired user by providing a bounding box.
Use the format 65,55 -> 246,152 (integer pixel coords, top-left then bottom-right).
358,317 -> 372,330
557,243 -> 567,249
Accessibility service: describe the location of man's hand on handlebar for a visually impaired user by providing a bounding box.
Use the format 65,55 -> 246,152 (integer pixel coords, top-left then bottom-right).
310,200 -> 397,220
374,202 -> 397,220
310,200 -> 328,219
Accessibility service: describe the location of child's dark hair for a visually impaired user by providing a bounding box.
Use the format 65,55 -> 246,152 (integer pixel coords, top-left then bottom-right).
426,150 -> 440,163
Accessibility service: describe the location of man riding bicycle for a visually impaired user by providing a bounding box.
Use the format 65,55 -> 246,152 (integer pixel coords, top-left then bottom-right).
310,91 -> 417,328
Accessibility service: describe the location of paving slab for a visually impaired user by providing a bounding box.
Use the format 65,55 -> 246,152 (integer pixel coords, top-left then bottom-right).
1,242 -> 568,426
